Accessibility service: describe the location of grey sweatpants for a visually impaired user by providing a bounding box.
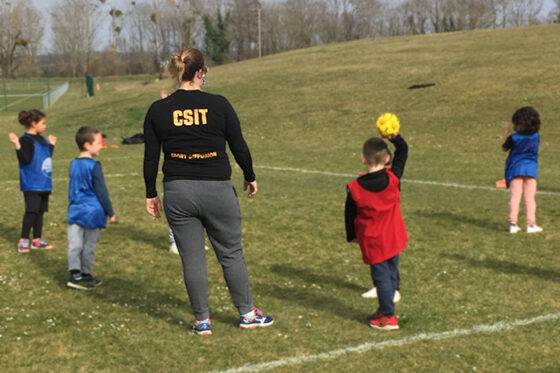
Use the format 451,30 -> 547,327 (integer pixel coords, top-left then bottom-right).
67,224 -> 101,274
163,179 -> 254,320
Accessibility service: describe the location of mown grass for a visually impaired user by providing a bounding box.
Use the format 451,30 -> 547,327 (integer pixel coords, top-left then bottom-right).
1,24 -> 559,372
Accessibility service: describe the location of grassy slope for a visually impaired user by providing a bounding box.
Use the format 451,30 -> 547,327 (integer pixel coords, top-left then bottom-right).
1,24 -> 559,372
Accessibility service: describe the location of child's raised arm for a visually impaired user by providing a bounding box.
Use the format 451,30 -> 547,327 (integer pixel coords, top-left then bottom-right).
8,132 -> 21,150
388,135 -> 408,179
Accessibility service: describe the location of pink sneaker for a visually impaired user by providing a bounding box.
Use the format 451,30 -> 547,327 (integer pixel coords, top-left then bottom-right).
17,238 -> 30,253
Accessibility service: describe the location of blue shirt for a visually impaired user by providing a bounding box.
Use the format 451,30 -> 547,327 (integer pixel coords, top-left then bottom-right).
504,132 -> 539,186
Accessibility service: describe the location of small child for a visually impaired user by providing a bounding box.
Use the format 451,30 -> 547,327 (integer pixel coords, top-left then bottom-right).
502,106 -> 542,234
360,142 -> 407,301
8,110 -> 56,253
345,132 -> 408,330
66,126 -> 115,290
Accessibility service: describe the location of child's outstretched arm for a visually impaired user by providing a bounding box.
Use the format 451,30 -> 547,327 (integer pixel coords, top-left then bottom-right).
345,187 -> 357,242
388,134 -> 408,179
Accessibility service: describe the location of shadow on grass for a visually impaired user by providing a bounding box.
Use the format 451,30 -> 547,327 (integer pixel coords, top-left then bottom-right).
252,264 -> 367,322
442,253 -> 560,283
271,264 -> 364,292
25,248 -> 240,326
0,220 -> 20,245
412,209 -> 503,232
105,223 -> 169,252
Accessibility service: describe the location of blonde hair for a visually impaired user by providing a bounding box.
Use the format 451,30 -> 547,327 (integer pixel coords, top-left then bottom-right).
168,48 -> 206,83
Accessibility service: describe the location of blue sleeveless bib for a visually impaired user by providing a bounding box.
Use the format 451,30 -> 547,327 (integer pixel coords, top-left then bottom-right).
67,158 -> 107,228
505,132 -> 539,186
19,134 -> 52,192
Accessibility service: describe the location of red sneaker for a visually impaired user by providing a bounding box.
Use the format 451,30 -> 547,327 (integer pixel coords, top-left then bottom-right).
369,315 -> 399,330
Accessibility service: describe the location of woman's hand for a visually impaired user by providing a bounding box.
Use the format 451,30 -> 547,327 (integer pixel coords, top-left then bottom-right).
48,134 -> 57,145
146,197 -> 163,218
8,132 -> 20,149
244,180 -> 258,198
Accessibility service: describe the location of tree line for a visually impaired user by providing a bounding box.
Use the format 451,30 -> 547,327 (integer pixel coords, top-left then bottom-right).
1,0 -> 559,78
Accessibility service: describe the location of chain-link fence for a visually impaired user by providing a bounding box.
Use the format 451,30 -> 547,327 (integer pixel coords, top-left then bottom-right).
0,79 -> 69,112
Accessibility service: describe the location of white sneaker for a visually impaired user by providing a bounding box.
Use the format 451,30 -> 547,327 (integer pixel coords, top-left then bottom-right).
527,225 -> 543,233
361,287 -> 400,302
509,224 -> 521,234
169,242 -> 179,254
361,287 -> 377,298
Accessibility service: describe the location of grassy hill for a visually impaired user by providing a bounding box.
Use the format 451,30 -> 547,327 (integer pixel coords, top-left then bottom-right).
1,24 -> 559,372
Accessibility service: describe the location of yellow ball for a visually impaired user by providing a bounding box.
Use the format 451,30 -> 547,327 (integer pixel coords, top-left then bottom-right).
376,113 -> 400,137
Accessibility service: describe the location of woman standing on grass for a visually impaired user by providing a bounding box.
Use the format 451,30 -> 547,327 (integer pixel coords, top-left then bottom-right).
143,48 -> 273,336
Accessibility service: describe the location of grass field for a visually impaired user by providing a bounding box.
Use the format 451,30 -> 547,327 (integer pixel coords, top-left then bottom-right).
1,24 -> 560,372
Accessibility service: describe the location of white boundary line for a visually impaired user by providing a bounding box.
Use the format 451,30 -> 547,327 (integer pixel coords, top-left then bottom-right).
2,172 -> 140,185
2,164 -> 559,197
213,312 -> 560,373
253,165 -> 560,196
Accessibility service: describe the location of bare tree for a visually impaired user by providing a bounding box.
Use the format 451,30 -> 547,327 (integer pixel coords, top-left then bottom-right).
0,0 -> 43,78
51,0 -> 100,77
350,0 -> 384,39
509,0 -> 543,26
550,0 -> 560,22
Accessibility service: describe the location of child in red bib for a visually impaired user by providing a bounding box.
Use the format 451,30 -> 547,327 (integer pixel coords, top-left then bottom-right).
345,133 -> 408,330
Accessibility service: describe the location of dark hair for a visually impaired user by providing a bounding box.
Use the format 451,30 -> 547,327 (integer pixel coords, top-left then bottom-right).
75,126 -> 100,151
512,106 -> 540,135
168,48 -> 206,82
362,137 -> 391,166
18,109 -> 46,128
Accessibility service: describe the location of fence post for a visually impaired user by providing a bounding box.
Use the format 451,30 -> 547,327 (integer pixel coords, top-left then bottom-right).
2,79 -> 7,112
46,79 -> 51,108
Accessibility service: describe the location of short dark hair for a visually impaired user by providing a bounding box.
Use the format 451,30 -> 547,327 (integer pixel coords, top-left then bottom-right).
18,109 -> 45,128
75,126 -> 100,151
362,137 -> 390,166
512,106 -> 540,135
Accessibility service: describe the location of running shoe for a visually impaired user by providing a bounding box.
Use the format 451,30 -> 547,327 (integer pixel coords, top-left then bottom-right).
17,238 -> 30,253
66,273 -> 94,291
192,319 -> 212,336
369,315 -> 399,330
239,307 -> 274,329
82,274 -> 102,286
31,238 -> 53,250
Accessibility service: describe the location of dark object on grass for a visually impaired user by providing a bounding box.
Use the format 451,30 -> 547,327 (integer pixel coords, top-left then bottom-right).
122,133 -> 144,144
408,83 -> 435,89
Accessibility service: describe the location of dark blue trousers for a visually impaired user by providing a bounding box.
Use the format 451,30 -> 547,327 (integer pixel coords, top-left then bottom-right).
370,254 -> 399,317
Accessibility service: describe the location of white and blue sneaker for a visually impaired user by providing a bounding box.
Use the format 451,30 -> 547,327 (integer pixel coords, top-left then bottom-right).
192,318 -> 212,336
239,307 -> 273,329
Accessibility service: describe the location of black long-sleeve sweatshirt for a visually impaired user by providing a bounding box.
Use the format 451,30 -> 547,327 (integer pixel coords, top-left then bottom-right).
143,89 -> 255,198
345,135 -> 408,242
